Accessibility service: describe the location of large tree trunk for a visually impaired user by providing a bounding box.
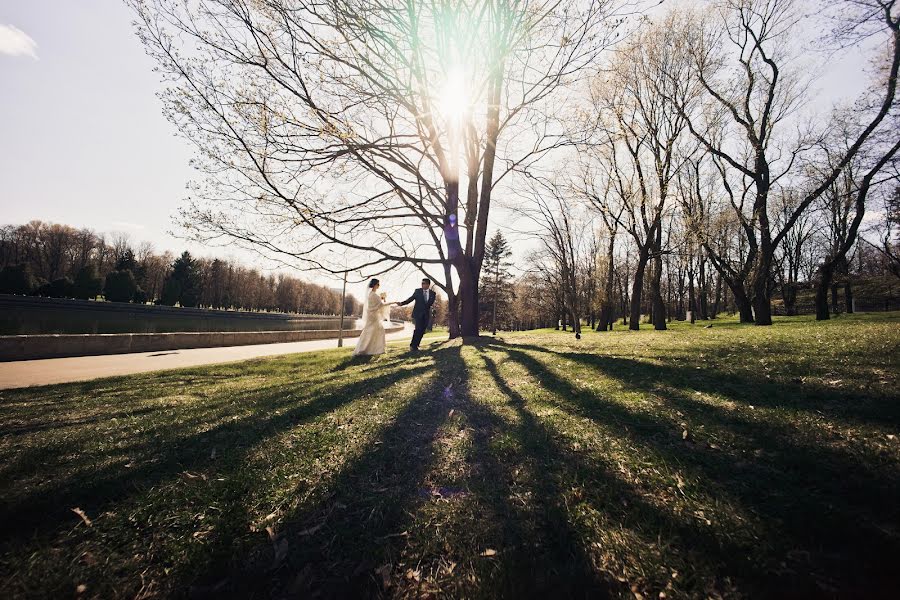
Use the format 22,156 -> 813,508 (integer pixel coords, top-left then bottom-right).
727,281 -> 754,323
457,271 -> 480,337
651,254 -> 667,330
447,290 -> 461,337
750,274 -> 773,325
629,250 -> 650,331
814,262 -> 833,321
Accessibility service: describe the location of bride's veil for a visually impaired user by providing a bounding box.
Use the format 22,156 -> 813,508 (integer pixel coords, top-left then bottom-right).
361,290 -> 371,323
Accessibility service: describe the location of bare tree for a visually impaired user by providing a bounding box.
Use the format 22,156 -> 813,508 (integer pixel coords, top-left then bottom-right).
810,117 -> 900,319
518,176 -> 589,338
581,10 -> 697,330
129,0 -> 625,337
667,0 -> 900,325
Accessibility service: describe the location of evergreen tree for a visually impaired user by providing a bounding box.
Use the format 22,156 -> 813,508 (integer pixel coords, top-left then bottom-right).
104,270 -> 138,302
164,251 -> 202,307
73,265 -> 103,300
0,264 -> 36,295
479,231 -> 515,334
160,277 -> 181,306
114,248 -> 137,272
47,277 -> 74,298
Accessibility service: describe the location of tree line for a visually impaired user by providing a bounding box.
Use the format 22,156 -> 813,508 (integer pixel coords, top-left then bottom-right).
508,1 -> 900,335
129,0 -> 899,338
0,221 -> 362,316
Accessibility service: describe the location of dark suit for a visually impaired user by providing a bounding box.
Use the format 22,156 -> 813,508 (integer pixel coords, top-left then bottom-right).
399,287 -> 436,350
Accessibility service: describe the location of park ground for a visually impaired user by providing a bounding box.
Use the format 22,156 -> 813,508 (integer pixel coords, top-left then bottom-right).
1,313 -> 898,598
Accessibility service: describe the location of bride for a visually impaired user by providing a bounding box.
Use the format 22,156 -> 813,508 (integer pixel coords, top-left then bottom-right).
353,278 -> 395,356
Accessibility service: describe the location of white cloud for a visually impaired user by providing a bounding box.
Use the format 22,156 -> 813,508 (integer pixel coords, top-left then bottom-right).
0,24 -> 38,59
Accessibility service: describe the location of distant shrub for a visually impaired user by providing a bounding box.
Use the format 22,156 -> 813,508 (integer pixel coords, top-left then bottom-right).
46,277 -> 74,298
160,278 -> 181,306
0,264 -> 37,295
73,265 -> 104,300
104,270 -> 138,303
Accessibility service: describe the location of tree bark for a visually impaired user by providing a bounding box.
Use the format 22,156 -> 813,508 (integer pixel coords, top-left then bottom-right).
651,253 -> 667,330
814,262 -> 834,321
729,282 -> 754,323
630,250 -> 649,331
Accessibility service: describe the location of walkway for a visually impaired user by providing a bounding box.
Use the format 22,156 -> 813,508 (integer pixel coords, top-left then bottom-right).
0,324 -> 414,390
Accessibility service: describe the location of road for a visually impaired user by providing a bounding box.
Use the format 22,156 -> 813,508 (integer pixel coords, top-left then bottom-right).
0,324 -> 414,390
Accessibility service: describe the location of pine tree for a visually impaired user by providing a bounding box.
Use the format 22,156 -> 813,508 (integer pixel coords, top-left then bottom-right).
73,265 -> 103,300
161,251 -> 202,307
479,231 -> 514,334
104,270 -> 138,302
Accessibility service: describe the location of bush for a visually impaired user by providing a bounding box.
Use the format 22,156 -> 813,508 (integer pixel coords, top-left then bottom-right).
160,278 -> 181,306
0,264 -> 36,295
46,277 -> 74,298
73,265 -> 103,300
133,288 -> 148,304
104,270 -> 138,303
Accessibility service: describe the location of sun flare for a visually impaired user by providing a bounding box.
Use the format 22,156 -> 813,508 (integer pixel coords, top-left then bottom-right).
437,66 -> 469,123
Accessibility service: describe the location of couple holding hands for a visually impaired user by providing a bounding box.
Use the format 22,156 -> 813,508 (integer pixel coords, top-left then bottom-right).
352,277 -> 436,356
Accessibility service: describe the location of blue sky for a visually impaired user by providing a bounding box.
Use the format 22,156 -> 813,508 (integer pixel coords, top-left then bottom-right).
0,0 -> 884,297
1,1 -> 204,255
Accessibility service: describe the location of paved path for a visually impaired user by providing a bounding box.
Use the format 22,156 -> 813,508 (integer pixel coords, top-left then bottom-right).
0,324 -> 414,390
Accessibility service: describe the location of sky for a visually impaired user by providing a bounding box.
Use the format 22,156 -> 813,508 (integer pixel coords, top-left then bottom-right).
0,0 -> 885,299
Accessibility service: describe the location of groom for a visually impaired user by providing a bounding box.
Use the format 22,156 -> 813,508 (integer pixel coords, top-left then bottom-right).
398,278 -> 436,352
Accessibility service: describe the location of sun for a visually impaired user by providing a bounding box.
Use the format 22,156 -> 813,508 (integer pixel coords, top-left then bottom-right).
437,66 -> 469,124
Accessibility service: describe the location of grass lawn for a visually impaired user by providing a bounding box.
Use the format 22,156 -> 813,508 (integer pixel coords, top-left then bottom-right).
1,313 -> 899,598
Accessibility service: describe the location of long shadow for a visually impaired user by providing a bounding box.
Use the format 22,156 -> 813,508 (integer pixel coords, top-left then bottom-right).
419,343 -> 615,597
503,339 -> 900,430
474,347 -> 781,596
487,339 -> 900,596
0,355 -> 434,541
467,350 -> 615,597
191,342 -> 617,598
187,345 -> 461,597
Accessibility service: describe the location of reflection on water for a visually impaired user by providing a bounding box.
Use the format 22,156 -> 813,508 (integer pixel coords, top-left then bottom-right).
0,302 -> 360,335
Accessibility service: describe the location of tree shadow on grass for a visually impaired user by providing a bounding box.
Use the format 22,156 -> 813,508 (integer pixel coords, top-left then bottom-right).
200,342 -> 618,598
193,345 -> 460,597
0,354 -> 435,543
485,338 -> 900,596
504,339 -> 900,430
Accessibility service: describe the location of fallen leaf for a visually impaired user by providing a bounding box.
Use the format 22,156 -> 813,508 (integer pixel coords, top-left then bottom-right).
71,507 -> 92,527
481,548 -> 498,557
76,584 -> 87,594
405,568 -> 421,581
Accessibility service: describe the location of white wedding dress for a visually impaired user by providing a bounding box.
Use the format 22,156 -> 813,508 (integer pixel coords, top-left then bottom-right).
353,291 -> 389,356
